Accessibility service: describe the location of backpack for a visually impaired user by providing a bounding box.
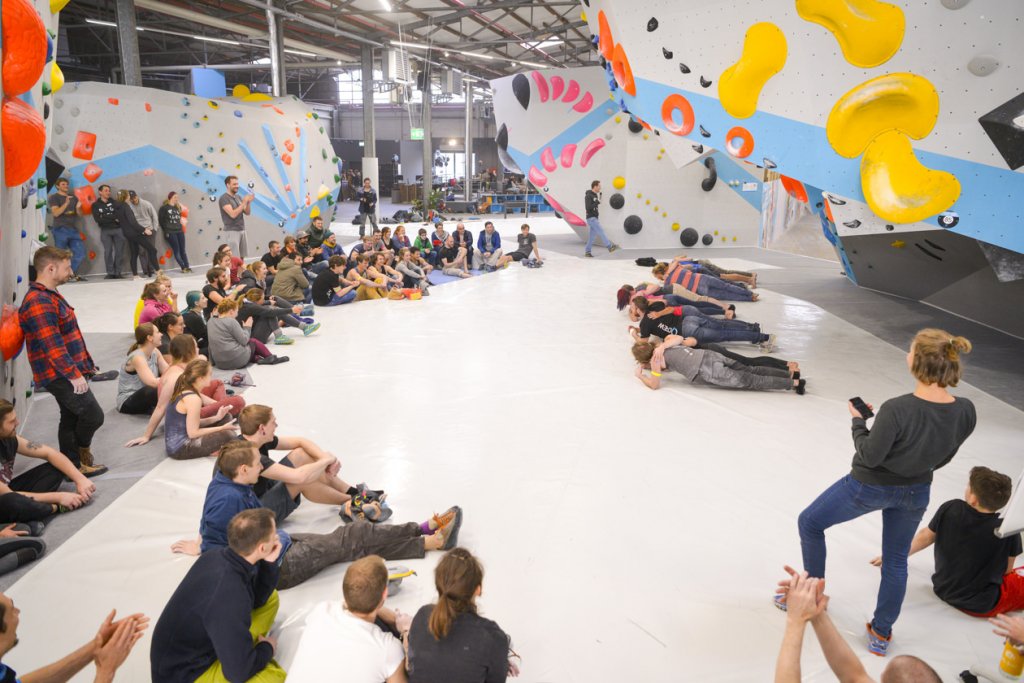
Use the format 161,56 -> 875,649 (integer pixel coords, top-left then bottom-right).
635,257 -> 658,267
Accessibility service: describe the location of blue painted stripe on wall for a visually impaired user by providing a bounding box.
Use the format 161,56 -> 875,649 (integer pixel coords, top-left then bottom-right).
237,139 -> 291,219
261,125 -> 298,210
708,152 -> 762,211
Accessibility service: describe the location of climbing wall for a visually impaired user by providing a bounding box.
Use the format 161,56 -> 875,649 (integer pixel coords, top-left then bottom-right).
0,0 -> 64,406
49,81 -> 342,273
491,66 -> 761,249
586,0 -> 1024,336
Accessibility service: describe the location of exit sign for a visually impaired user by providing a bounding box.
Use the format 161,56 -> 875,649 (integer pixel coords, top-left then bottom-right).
410,128 -> 424,140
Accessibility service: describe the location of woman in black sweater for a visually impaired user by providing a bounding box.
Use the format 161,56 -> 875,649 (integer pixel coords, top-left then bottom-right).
790,328 -> 976,656
181,291 -> 209,358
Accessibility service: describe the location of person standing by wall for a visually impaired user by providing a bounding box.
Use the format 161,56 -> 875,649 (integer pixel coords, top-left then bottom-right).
128,190 -> 160,275
219,175 -> 253,258
160,192 -> 191,273
92,184 -> 126,279
116,189 -> 158,279
583,180 -> 618,258
47,178 -> 86,281
357,177 -> 378,238
18,247 -> 109,477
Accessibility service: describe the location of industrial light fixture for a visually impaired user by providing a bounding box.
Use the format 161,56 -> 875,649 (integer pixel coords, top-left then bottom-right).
518,60 -> 546,68
460,52 -> 493,61
85,18 -> 117,27
448,138 -> 457,145
379,0 -> 392,9
519,38 -> 562,51
284,48 -> 316,57
194,35 -> 240,45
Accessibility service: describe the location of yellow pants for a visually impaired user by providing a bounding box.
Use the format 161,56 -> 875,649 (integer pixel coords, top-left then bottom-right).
195,591 -> 287,683
355,277 -> 386,301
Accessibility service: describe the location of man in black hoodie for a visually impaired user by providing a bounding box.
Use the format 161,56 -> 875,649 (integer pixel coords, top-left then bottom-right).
584,180 -> 619,258
91,184 -> 127,279
357,177 -> 378,237
150,508 -> 287,683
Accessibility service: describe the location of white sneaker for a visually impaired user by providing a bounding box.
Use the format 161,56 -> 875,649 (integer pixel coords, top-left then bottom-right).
758,334 -> 777,353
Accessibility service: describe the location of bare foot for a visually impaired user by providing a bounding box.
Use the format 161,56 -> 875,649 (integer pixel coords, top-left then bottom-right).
751,294 -> 760,302
787,361 -> 800,372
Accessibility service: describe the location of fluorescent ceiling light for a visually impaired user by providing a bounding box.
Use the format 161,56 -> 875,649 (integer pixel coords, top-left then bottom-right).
448,138 -> 457,145
284,48 -> 316,57
460,51 -> 493,61
518,60 -> 546,68
392,41 -> 430,50
520,38 -> 562,51
86,19 -> 117,27
379,0 -> 392,10
194,35 -> 240,45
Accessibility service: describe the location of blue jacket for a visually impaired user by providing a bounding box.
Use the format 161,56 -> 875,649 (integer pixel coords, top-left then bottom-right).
477,230 -> 502,253
453,229 -> 474,249
199,473 -> 292,555
321,242 -> 346,260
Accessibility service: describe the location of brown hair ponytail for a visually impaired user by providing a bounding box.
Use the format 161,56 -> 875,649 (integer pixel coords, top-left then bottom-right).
428,548 -> 484,640
171,359 -> 210,402
129,323 -> 156,353
910,328 -> 972,388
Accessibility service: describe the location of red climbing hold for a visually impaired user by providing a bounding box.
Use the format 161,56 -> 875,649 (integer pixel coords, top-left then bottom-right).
145,103 -> 152,112
780,175 -> 809,202
285,140 -> 295,153
1,97 -> 45,187
107,98 -> 119,105
83,163 -> 102,183
0,307 -> 25,362
1,0 -> 48,98
74,185 -> 96,214
72,130 -> 97,161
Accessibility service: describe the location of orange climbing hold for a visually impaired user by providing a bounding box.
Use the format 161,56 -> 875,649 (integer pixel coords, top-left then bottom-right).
780,175 -> 809,202
285,140 -> 295,153
610,43 -> 636,97
88,250 -> 96,260
0,307 -> 25,361
72,130 -> 97,160
83,163 -> 102,183
725,126 -> 755,158
661,94 -> 695,136
107,98 -> 119,105
598,11 -> 614,60
144,103 -> 152,112
281,154 -> 292,165
1,0 -> 48,97
74,186 -> 96,214
2,97 -> 45,187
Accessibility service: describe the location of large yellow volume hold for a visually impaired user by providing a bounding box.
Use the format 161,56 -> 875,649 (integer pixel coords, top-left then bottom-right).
796,0 -> 905,68
827,73 -> 939,159
860,130 -> 960,224
718,22 -> 787,119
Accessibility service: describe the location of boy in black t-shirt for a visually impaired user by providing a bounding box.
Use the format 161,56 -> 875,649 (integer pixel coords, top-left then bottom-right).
311,256 -> 357,307
871,466 -> 1022,616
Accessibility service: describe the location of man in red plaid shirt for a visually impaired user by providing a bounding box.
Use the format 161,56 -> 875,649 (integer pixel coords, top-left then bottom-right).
18,247 -> 108,477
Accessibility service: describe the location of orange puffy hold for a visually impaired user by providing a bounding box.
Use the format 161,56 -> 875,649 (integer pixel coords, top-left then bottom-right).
285,140 -> 295,152
2,97 -> 45,187
281,154 -> 292,165
0,307 -> 25,362
1,0 -> 48,97
74,185 -> 96,214
83,163 -> 103,182
780,175 -> 809,202
72,130 -> 97,160
611,43 -> 636,97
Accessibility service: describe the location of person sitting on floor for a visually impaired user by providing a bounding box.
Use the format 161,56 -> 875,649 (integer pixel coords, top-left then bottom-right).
439,236 -> 472,279
240,289 -> 319,347
139,281 -> 174,326
507,224 -> 541,265
320,232 -> 346,264
0,399 -> 95,525
348,235 -> 376,268
869,466 -> 1022,618
410,248 -> 434,277
630,296 -> 775,351
652,258 -> 758,303
215,244 -> 245,286
349,255 -> 389,301
391,225 -> 412,254
182,291 -> 210,357
312,255 -> 358,307
126,335 -> 245,449
774,569 -> 939,683
261,240 -> 284,288
151,508 -> 287,683
396,248 -> 431,294
632,335 -> 804,394
368,253 -> 404,291
203,267 -> 243,321
162,359 -> 239,460
154,312 -> 184,361
116,323 -> 169,415
407,548 -> 519,683
208,299 -> 285,369
430,223 -> 449,254
375,228 -> 396,266
238,260 -> 269,297
414,228 -> 437,266
452,223 -> 474,271
288,555 -> 413,683
296,230 -> 327,277
171,442 -> 463,590
307,215 -> 329,251
270,252 -> 311,305
476,221 -> 512,271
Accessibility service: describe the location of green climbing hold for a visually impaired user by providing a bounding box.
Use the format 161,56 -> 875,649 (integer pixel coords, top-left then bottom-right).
42,83 -> 52,96
312,113 -> 319,119
25,390 -> 32,398
331,157 -> 339,164
37,233 -> 48,242
37,178 -> 46,188
334,174 -> 341,183
322,149 -> 328,159
35,200 -> 46,209
319,127 -> 324,134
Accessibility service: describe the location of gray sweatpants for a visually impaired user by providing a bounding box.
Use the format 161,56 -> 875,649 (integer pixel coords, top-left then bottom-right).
278,520 -> 425,589
224,230 -> 248,259
476,248 -> 504,269
695,357 -> 792,391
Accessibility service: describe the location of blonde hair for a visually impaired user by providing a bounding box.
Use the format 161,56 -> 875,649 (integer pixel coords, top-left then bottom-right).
909,328 -> 972,387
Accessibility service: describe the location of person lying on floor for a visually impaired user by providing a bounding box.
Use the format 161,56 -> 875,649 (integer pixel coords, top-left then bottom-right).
209,299 -> 285,369
869,465 -> 1023,618
171,442 -> 463,590
125,335 -> 244,448
652,260 -> 758,302
151,508 -> 287,683
630,296 -> 775,351
0,399 -> 95,524
617,283 -> 731,317
116,323 -> 169,416
632,336 -> 804,394
287,555 -> 413,683
666,253 -> 757,288
162,359 -> 240,460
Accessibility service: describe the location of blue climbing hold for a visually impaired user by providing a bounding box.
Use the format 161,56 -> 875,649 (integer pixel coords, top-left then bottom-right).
21,230 -> 26,238
16,275 -> 23,284
234,110 -> 243,118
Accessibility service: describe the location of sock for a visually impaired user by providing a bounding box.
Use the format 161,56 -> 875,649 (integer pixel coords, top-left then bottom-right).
346,486 -> 358,496
420,521 -> 434,535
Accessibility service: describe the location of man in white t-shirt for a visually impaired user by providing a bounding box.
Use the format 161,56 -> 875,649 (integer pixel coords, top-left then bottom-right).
288,555 -> 412,682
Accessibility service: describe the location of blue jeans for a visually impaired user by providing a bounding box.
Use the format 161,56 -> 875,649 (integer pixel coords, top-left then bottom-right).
165,232 -> 189,269
697,275 -> 754,301
52,227 -> 85,273
798,475 -> 931,637
680,314 -> 763,344
585,217 -> 612,252
325,290 -> 356,306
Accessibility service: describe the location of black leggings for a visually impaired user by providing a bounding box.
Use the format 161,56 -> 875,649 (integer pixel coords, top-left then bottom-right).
0,463 -> 66,522
118,385 -> 159,415
700,343 -> 790,370
123,229 -> 159,276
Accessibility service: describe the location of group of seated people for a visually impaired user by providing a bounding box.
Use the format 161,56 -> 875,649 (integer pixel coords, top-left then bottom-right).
619,255 -> 807,394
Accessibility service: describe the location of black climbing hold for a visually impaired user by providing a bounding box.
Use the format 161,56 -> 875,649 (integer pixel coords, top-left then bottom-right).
701,157 -> 717,192
662,48 -> 673,59
609,193 -> 625,209
44,103 -> 50,120
699,125 -> 711,138
600,57 -> 607,69
978,92 -> 1024,170
843,220 -> 861,228
692,144 -> 704,153
699,76 -> 712,88
512,74 -> 531,110
679,63 -> 691,74
937,212 -> 959,228
581,0 -> 590,5
647,17 -> 659,31
827,195 -> 847,206
816,202 -> 823,208
624,215 -> 643,234
497,146 -> 522,175
496,123 -> 509,150
762,157 -> 777,169
554,211 -> 563,219
627,119 -> 644,134
680,227 -> 699,247
702,233 -> 714,246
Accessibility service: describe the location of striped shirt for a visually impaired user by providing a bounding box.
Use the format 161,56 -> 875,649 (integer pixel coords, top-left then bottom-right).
665,265 -> 702,292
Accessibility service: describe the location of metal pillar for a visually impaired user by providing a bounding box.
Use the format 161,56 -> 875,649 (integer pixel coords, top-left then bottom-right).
361,45 -> 376,158
114,0 -> 142,86
266,1 -> 286,96
421,74 -> 433,213
464,82 -> 473,202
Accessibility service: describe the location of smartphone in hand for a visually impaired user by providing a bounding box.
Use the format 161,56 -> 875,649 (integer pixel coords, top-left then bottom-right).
849,396 -> 875,419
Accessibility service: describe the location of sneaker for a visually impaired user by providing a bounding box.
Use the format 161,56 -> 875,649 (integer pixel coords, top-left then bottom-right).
773,593 -> 787,612
79,463 -> 108,478
609,244 -> 619,253
584,251 -> 593,258
866,623 -> 891,657
273,335 -> 294,345
256,355 -> 279,365
431,506 -> 460,534
90,370 -> 118,382
302,322 -> 321,337
436,506 -> 463,550
301,305 -> 314,316
758,334 -> 777,353
272,355 -> 290,365
11,521 -> 46,536
795,379 -> 807,395
104,274 -> 118,280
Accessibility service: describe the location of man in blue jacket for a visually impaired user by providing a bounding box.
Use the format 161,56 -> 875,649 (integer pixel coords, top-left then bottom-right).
152,507 -> 286,683
476,221 -> 513,271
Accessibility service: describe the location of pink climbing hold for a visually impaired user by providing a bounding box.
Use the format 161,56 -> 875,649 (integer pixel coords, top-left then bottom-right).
530,71 -> 549,103
580,138 -> 606,168
528,165 -> 548,187
563,210 -> 587,227
142,168 -> 155,176
560,144 -> 577,169
540,147 -> 557,172
545,195 -> 564,211
550,75 -> 565,100
572,92 -> 594,113
562,79 -> 580,103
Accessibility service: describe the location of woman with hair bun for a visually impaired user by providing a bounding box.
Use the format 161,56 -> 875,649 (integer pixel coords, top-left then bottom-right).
406,548 -> 518,682
787,328 -> 977,656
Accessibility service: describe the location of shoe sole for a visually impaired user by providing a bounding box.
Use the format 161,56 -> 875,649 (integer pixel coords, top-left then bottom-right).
441,506 -> 463,550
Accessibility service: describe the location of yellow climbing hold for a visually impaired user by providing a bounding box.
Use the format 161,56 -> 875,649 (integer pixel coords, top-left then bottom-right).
645,199 -> 651,205
891,240 -> 906,248
860,130 -> 960,224
826,73 -> 939,159
662,212 -> 668,218
317,184 -> 331,200
581,11 -> 587,22
636,193 -> 642,198
796,0 -> 905,68
718,22 -> 787,119
310,205 -> 321,218
243,93 -> 273,102
50,0 -> 70,12
50,63 -> 65,93
612,176 -> 626,189
672,223 -> 680,231
232,84 -> 251,98
615,116 -> 622,123
643,134 -> 649,140
654,206 -> 659,211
